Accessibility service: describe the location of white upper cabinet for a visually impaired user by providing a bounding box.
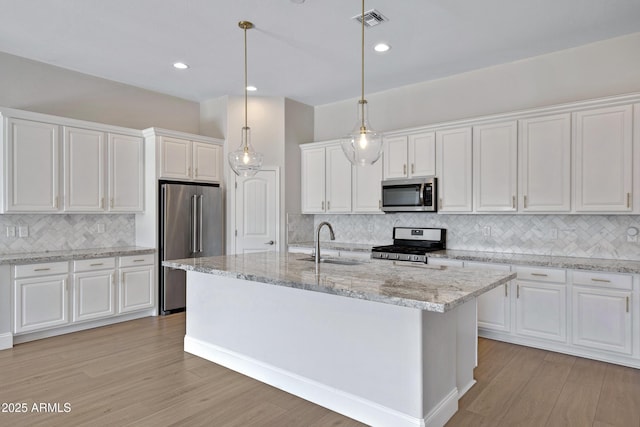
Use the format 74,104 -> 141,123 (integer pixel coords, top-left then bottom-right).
574,105 -> 633,212
301,146 -> 326,213
325,145 -> 352,213
473,121 -> 518,212
383,132 -> 435,179
436,127 -> 473,212
108,134 -> 144,212
4,118 -> 59,212
518,114 -> 571,212
353,161 -> 383,213
158,135 -> 221,183
64,127 -> 105,212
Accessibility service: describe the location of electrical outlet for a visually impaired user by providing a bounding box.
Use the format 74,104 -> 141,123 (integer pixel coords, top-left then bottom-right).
18,226 -> 29,238
6,226 -> 15,237
482,226 -> 491,237
549,228 -> 558,240
96,223 -> 106,233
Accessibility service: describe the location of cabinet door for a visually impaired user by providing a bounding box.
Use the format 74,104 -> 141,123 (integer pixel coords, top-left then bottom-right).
515,281 -> 566,342
467,262 -> 512,333
325,145 -> 352,213
160,136 -> 191,180
572,286 -> 631,355
64,127 -> 105,212
108,134 -> 144,212
408,132 -> 436,177
14,276 -> 69,333
519,114 -> 571,212
193,142 -> 221,182
119,266 -> 154,313
353,161 -> 382,212
383,136 -> 408,179
73,270 -> 116,322
473,121 -> 517,212
301,147 -> 326,213
436,127 -> 472,212
5,118 -> 59,212
574,105 -> 633,212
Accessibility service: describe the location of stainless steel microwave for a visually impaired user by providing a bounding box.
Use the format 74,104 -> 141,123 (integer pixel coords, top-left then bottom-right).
381,177 -> 437,212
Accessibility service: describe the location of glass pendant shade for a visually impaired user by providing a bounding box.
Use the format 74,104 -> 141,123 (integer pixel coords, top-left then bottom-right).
228,126 -> 263,177
340,100 -> 383,166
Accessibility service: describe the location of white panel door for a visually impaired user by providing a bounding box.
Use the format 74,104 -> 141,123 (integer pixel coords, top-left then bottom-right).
301,147 -> 326,213
193,142 -> 221,182
14,276 -> 69,333
574,105 -> 633,212
572,286 -> 632,355
64,127 -> 105,212
408,132 -> 436,177
515,281 -> 566,342
467,262 -> 512,333
160,136 -> 191,180
73,271 -> 115,322
325,145 -> 352,213
353,161 -> 383,212
108,134 -> 144,212
119,266 -> 154,313
6,118 -> 59,212
473,121 -> 517,212
383,136 -> 408,179
436,127 -> 473,212
235,169 -> 279,254
518,114 -> 571,212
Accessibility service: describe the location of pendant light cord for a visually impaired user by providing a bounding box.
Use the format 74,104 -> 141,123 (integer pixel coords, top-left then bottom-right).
244,24 -> 248,132
360,0 -> 366,131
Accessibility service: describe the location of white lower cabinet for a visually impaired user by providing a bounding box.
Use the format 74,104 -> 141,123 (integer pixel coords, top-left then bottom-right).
13,262 -> 69,333
571,271 -> 632,355
515,280 -> 567,342
467,262 -> 512,333
118,254 -> 155,313
72,258 -> 116,322
13,254 -> 155,337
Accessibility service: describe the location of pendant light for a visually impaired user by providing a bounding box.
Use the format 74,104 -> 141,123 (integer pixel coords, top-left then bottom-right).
228,21 -> 264,177
340,0 -> 383,166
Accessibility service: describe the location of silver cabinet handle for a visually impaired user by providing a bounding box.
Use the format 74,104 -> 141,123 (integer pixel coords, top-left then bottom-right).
504,284 -> 508,297
531,273 -> 548,277
132,259 -> 145,262
265,240 -> 275,245
591,278 -> 611,283
34,267 -> 51,272
411,163 -> 415,174
327,201 -> 331,210
321,201 -> 325,211
524,195 -> 528,209
512,196 -> 516,209
403,164 -> 407,175
627,193 -> 631,208
90,263 -> 104,267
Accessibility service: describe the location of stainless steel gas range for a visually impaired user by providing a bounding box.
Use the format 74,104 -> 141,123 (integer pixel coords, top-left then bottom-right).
371,227 -> 446,263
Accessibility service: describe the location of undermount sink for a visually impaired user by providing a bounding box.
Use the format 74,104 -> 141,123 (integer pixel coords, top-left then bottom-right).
299,257 -> 364,266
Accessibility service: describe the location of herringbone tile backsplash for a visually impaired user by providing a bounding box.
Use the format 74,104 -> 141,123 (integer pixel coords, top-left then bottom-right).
0,214 -> 135,254
287,213 -> 640,260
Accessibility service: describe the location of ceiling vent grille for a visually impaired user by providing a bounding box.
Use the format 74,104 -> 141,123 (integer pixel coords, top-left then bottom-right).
352,9 -> 388,28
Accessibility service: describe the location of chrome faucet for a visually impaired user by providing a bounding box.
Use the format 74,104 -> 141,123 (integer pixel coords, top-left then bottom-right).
315,221 -> 335,266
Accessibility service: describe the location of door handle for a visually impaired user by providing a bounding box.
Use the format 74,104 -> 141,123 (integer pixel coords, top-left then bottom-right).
265,240 -> 275,245
198,195 -> 203,253
191,195 -> 198,253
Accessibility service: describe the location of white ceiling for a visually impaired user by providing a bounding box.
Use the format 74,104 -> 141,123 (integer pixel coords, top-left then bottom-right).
1,0 -> 639,106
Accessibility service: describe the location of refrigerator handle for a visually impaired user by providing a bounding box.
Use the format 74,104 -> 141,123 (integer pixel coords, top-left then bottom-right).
191,194 -> 198,254
198,195 -> 203,253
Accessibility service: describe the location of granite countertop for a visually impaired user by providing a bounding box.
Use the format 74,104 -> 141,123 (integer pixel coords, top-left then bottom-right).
288,242 -> 640,274
0,246 -> 156,265
163,252 -> 515,313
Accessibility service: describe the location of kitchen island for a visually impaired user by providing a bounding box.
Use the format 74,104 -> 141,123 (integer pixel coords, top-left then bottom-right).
164,252 -> 515,427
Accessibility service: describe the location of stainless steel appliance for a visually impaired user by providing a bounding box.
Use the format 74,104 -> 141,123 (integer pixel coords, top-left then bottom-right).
381,177 -> 437,212
371,227 -> 446,263
159,182 -> 224,314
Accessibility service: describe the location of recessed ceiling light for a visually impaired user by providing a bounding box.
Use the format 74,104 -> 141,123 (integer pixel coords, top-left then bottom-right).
374,43 -> 391,53
173,62 -> 189,69
246,85 -> 257,91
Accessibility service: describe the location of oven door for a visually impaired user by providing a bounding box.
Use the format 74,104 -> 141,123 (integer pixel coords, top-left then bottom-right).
381,178 -> 436,212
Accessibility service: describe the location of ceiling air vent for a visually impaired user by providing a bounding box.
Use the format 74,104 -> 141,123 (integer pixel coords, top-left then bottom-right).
352,9 -> 388,28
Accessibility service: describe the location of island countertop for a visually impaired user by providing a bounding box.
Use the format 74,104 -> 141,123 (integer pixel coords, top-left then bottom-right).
163,252 -> 515,313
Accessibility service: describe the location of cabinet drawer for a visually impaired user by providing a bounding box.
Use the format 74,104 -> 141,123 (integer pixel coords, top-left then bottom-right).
119,254 -> 154,268
572,270 -> 632,290
15,261 -> 69,279
73,257 -> 116,272
516,266 -> 565,283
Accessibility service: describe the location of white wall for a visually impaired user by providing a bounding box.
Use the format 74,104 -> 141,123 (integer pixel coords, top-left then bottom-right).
314,32 -> 640,140
0,51 -> 200,132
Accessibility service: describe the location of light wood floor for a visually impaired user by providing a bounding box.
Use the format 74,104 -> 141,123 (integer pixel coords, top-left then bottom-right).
0,314 -> 638,427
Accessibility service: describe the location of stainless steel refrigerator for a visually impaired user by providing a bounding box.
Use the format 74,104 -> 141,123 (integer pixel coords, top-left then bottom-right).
159,182 -> 224,314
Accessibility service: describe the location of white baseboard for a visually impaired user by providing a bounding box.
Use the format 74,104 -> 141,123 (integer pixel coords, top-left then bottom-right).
457,379 -> 477,398
0,332 -> 13,350
185,335 -> 458,427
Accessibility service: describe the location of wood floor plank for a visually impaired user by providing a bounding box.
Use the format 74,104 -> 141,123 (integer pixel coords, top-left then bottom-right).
594,364 -> 640,426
